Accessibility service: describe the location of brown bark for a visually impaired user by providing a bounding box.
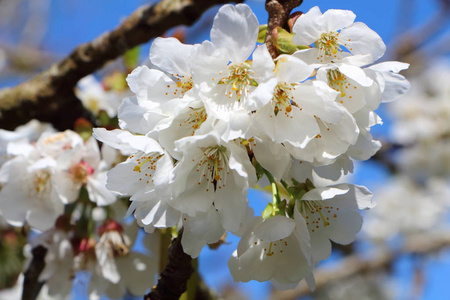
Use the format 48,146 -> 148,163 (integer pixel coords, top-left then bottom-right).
265,0 -> 303,59
22,246 -> 47,300
144,229 -> 194,300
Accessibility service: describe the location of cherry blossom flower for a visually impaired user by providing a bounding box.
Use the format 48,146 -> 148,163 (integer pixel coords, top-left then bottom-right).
228,214 -> 315,289
292,6 -> 386,64
170,133 -> 256,233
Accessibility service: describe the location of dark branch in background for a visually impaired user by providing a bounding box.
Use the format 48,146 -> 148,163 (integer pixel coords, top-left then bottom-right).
265,0 -> 303,59
370,140 -> 402,174
271,232 -> 450,300
144,230 -> 194,300
390,2 -> 450,74
0,0 -> 244,130
22,246 -> 47,300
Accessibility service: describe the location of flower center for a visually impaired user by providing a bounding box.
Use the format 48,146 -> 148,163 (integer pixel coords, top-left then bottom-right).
174,75 -> 193,96
86,97 -> 100,114
300,200 -> 340,233
272,83 -> 297,116
33,170 -> 51,194
218,62 -> 258,101
182,107 -> 208,135
196,146 -> 230,192
70,161 -> 94,184
100,230 -> 131,257
253,238 -> 290,257
327,69 -> 349,98
132,153 -> 164,184
315,31 -> 342,62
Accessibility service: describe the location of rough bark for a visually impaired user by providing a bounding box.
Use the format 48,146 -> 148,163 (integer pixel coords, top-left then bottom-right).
144,230 -> 194,300
265,0 -> 303,59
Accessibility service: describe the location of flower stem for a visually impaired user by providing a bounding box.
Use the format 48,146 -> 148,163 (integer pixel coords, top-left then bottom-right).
262,167 -> 281,207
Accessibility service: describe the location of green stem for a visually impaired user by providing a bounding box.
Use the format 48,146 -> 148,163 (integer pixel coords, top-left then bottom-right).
262,168 -> 281,207
159,229 -> 173,274
280,179 -> 296,218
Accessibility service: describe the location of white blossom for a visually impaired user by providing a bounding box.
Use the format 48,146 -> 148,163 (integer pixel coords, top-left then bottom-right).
292,6 -> 386,64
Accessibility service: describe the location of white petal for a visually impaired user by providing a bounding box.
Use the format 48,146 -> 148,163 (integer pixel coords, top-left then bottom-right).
322,9 -> 356,32
150,37 -> 196,76
292,6 -> 323,45
211,4 -> 258,62
340,22 -> 386,62
276,55 -> 315,83
118,97 -> 153,134
338,64 -> 373,87
116,252 -> 157,296
253,216 -> 295,242
303,185 -> 349,201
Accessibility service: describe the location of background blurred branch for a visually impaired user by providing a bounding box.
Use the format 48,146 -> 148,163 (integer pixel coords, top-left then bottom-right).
0,0 -> 243,131
271,232 -> 450,300
391,0 -> 450,74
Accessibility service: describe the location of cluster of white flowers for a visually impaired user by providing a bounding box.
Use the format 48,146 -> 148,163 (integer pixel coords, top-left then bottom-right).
389,63 -> 450,179
362,62 -> 450,242
0,120 -> 160,299
363,176 -> 450,241
93,4 -> 408,289
0,121 -> 116,230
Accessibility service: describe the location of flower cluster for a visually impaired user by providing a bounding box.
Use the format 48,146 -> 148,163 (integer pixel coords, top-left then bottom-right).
0,121 -> 116,230
362,62 -> 450,242
93,4 -> 408,289
363,175 -> 450,241
389,63 -> 450,179
0,121 -> 158,299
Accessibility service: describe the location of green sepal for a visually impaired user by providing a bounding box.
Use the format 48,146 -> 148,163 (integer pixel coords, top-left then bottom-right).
275,27 -> 311,55
273,199 -> 287,216
262,203 -> 274,219
257,24 -> 268,43
123,46 -> 140,70
253,158 -> 266,182
286,180 -> 308,201
305,178 -> 315,191
275,27 -> 298,55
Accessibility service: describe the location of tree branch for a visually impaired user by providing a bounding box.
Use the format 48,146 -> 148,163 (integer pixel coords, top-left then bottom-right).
0,0 -> 243,130
144,229 -> 194,300
271,232 -> 450,299
22,246 -> 47,300
265,0 -> 303,59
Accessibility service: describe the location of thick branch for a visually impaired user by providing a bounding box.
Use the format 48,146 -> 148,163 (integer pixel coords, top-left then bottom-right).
144,229 -> 194,300
271,232 -> 450,300
0,0 -> 243,130
265,0 -> 303,59
22,246 -> 47,300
